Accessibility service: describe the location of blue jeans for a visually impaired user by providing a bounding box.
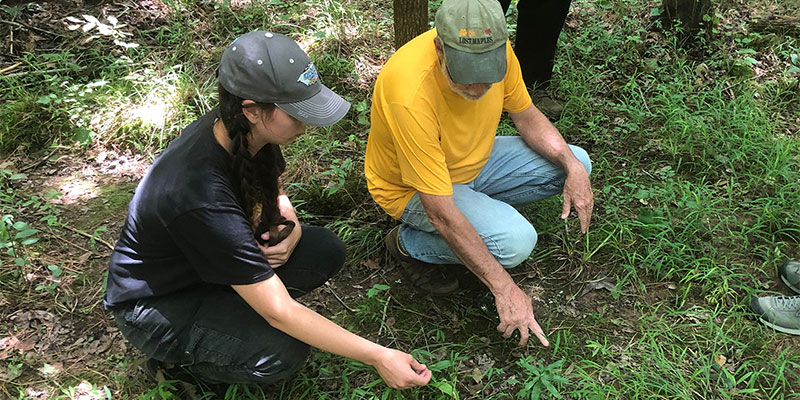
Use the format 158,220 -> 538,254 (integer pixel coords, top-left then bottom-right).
398,136 -> 591,268
111,226 -> 345,384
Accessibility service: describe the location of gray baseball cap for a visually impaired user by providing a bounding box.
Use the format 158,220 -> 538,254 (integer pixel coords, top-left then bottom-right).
218,31 -> 350,126
435,0 -> 508,85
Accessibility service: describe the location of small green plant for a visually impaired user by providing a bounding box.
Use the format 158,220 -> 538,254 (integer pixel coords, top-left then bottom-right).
1,216 -> 39,268
320,157 -> 354,196
508,358 -> 569,400
90,226 -> 107,251
35,264 -> 65,295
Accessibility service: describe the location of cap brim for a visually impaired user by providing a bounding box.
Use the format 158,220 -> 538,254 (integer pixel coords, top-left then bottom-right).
443,44 -> 506,85
276,84 -> 350,126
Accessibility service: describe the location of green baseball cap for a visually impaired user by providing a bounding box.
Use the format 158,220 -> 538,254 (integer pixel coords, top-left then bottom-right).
218,31 -> 350,126
435,0 -> 508,85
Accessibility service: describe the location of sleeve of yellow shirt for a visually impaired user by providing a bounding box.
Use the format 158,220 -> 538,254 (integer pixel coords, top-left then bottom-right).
503,42 -> 533,114
386,102 -> 454,196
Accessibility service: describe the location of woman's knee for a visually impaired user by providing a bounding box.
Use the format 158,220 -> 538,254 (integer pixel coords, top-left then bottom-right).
300,225 -> 346,278
250,337 -> 310,382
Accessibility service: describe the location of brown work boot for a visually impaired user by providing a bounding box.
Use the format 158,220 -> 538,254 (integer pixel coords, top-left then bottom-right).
531,89 -> 564,120
384,226 -> 459,295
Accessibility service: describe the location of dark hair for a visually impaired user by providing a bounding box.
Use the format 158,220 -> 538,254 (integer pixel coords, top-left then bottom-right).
217,84 -> 293,245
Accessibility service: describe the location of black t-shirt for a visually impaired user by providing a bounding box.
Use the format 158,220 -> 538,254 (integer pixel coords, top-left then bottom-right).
104,111 -> 285,308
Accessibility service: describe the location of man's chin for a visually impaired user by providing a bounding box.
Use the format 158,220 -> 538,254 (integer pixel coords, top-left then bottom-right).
458,92 -> 486,101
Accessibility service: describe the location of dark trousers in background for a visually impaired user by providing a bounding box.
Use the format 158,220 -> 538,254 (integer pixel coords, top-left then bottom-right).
112,225 -> 346,384
498,0 -> 573,90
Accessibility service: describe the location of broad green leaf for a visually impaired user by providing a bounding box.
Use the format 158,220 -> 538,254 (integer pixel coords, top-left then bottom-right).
429,360 -> 453,372
47,264 -> 63,277
21,237 -> 39,246
14,257 -> 27,267
742,57 -> 758,66
542,377 -> 561,398
366,284 -> 390,298
12,221 -> 29,231
14,228 -> 39,239
10,173 -> 26,180
430,381 -> 457,398
74,127 -> 93,146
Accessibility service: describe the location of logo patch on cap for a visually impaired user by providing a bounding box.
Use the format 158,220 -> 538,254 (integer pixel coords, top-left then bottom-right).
457,27 -> 495,46
297,62 -> 319,86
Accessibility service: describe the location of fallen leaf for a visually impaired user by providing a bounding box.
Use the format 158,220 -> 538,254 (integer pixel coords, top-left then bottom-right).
471,367 -> 484,383
360,259 -> 379,270
581,271 -> 617,296
38,362 -> 62,379
714,354 -> 727,366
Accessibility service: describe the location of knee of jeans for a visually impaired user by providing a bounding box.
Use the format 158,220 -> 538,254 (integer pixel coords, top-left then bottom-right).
251,338 -> 309,381
571,146 -> 592,176
496,222 -> 538,268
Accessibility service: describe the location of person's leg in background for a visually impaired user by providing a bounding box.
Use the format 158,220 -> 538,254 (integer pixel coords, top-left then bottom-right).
499,0 -> 573,119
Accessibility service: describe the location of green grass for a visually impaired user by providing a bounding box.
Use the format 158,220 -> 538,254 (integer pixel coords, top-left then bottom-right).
1,0 -> 799,398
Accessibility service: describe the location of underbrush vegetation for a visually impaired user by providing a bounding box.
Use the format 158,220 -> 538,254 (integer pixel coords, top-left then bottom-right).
1,0 -> 798,398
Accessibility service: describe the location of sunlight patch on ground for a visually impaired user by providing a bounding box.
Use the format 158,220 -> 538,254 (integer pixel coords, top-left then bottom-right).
86,67 -> 182,147
56,175 -> 99,205
124,68 -> 181,130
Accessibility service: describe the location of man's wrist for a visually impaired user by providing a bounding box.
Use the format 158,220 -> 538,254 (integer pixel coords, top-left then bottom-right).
486,269 -> 517,297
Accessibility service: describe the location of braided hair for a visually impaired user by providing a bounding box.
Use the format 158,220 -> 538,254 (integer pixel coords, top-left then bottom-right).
217,84 -> 294,246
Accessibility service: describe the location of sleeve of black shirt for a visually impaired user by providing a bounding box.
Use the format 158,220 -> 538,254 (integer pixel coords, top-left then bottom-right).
166,205 -> 275,286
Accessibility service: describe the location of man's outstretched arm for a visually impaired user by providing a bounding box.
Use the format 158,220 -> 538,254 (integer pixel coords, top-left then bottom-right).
418,192 -> 549,347
510,104 -> 594,232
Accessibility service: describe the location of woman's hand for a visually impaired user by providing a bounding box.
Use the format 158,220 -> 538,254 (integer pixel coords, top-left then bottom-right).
258,224 -> 301,267
372,348 -> 432,390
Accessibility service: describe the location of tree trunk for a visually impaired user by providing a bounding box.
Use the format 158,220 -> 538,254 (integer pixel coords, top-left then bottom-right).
662,0 -> 713,47
393,0 -> 428,49
750,15 -> 800,37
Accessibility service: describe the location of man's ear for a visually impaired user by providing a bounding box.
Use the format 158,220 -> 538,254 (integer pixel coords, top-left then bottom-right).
241,100 -> 261,124
433,37 -> 445,63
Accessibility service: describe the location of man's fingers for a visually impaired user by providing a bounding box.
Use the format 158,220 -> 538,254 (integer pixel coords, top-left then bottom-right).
578,208 -> 590,233
530,320 -> 549,346
533,330 -> 549,347
518,329 -> 530,346
502,324 -> 516,338
561,195 -> 571,219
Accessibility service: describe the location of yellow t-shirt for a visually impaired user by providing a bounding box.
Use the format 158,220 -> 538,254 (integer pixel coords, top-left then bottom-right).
365,29 -> 532,219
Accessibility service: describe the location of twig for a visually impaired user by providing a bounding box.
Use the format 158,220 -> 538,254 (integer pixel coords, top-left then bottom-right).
1,19 -> 63,37
325,283 -> 357,312
377,295 -> 391,336
0,62 -> 21,75
20,150 -> 56,172
45,225 -> 96,255
2,66 -> 87,79
64,225 -> 114,251
389,296 -> 438,321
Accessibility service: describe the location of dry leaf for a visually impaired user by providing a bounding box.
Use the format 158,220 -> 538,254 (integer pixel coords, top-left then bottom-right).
714,354 -> 727,366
